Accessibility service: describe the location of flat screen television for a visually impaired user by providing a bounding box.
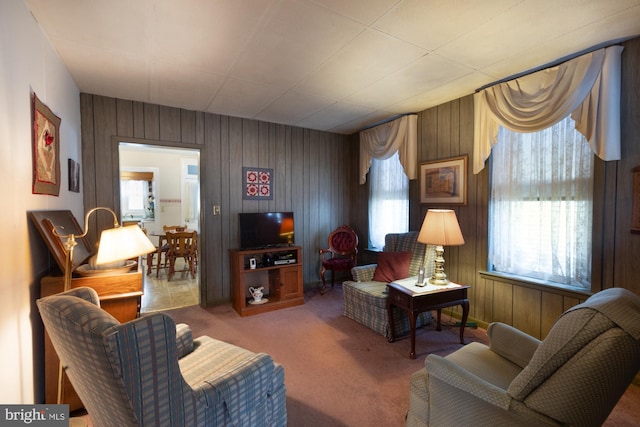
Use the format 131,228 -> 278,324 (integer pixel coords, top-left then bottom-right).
239,212 -> 295,249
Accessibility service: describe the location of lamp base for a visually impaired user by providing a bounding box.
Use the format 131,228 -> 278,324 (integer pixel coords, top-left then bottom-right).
430,245 -> 450,285
428,276 -> 450,286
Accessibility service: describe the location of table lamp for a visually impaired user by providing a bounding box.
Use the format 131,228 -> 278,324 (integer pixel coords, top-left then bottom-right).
52,206 -> 156,404
417,209 -> 465,286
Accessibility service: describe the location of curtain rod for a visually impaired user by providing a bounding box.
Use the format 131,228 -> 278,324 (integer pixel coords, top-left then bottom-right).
475,37 -> 631,93
359,113 -> 417,133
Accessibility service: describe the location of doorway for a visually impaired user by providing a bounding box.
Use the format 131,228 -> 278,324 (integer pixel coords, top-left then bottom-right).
119,142 -> 201,312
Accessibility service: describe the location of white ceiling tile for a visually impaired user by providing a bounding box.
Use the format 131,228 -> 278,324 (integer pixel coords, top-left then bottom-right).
387,71 -> 494,113
26,0 -> 152,55
310,0 -> 398,25
344,53 -> 473,107
149,60 -> 225,111
207,78 -> 285,118
296,28 -> 426,99
150,0 -> 277,75
52,38 -> 150,102
295,101 -> 375,131
373,0 -> 521,50
256,91 -> 335,125
230,0 -> 365,87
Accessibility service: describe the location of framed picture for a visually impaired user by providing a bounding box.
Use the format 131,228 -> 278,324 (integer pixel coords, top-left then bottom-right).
68,158 -> 80,193
243,167 -> 273,200
32,93 -> 61,196
419,155 -> 467,205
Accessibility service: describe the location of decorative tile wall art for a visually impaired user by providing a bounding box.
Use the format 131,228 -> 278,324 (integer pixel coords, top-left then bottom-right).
243,167 -> 273,200
32,93 -> 61,196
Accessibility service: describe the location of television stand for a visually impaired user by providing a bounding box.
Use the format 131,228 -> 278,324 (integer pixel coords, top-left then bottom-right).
230,246 -> 304,316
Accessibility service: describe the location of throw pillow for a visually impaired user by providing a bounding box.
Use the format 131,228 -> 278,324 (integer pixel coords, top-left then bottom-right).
372,251 -> 411,282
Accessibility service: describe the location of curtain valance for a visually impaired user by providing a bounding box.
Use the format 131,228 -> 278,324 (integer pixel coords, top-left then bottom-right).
359,114 -> 417,184
473,45 -> 623,174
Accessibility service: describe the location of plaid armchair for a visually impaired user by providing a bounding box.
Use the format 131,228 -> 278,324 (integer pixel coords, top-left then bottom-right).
407,287 -> 640,427
343,232 -> 437,338
37,287 -> 287,426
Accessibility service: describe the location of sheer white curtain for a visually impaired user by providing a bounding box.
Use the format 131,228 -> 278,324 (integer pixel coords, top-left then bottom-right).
368,151 -> 409,250
489,116 -> 593,288
474,45 -> 623,174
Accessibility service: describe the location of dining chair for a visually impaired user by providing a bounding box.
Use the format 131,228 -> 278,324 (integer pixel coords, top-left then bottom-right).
148,225 -> 186,277
166,230 -> 198,280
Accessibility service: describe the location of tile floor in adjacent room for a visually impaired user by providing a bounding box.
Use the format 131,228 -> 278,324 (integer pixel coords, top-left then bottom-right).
140,258 -> 199,313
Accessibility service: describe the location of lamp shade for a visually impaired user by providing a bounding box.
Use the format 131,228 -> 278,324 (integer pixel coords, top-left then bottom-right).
96,225 -> 156,265
417,209 -> 465,246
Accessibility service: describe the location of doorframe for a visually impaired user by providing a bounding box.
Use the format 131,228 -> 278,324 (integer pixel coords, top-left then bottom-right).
112,136 -> 205,306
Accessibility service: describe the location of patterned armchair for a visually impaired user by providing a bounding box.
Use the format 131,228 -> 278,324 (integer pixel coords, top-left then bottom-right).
343,232 -> 437,338
37,287 -> 287,426
407,287 -> 640,427
319,225 -> 359,294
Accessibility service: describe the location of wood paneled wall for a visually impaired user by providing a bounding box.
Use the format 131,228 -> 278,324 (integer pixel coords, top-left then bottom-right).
350,36 -> 640,339
81,94 -> 357,306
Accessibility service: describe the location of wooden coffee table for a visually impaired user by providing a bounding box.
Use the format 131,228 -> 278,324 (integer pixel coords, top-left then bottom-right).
386,278 -> 470,359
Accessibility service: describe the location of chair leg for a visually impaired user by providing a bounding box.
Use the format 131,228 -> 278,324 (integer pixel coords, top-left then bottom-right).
168,256 -> 175,281
146,252 -> 154,275
320,267 -> 327,295
190,256 -> 196,279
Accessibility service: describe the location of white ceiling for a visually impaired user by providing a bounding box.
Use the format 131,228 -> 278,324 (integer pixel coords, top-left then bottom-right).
25,0 -> 640,135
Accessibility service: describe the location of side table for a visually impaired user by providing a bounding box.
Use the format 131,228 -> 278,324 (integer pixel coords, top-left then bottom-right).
386,278 -> 470,359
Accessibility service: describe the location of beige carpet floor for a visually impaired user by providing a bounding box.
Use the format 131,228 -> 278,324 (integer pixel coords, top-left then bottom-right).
162,286 -> 640,427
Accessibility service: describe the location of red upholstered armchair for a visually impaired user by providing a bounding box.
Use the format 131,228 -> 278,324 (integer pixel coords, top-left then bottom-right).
319,225 -> 358,294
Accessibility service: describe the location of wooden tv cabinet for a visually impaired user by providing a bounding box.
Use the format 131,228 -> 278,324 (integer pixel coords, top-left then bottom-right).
230,246 -> 304,316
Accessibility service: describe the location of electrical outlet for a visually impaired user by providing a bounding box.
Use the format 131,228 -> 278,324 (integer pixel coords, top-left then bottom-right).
213,205 -> 220,215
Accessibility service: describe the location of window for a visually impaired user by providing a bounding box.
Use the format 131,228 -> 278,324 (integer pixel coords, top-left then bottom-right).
368,151 -> 409,250
120,170 -> 155,220
489,115 -> 593,289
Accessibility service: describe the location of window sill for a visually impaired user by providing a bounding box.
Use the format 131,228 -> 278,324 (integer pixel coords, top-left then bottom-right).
479,271 -> 593,298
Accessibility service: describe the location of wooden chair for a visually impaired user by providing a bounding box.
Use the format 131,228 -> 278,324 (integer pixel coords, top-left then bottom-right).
146,225 -> 186,277
319,225 -> 358,294
166,230 -> 198,281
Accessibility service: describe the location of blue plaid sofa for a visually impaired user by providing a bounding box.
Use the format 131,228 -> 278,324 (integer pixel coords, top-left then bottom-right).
38,287 -> 287,426
342,232 -> 436,339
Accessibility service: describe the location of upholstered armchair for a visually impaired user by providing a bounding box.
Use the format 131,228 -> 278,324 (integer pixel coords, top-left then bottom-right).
407,287 -> 640,427
343,232 -> 437,339
38,287 -> 287,426
319,225 -> 358,294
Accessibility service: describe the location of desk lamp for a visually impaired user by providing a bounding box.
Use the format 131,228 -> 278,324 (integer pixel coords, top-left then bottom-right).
52,206 -> 156,404
417,209 -> 465,286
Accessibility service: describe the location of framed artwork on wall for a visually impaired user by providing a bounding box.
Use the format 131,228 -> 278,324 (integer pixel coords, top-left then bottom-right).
419,155 -> 468,205
32,93 -> 61,196
243,167 -> 273,200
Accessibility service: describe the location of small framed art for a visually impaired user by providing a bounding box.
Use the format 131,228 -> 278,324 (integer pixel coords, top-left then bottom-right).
419,155 -> 467,205
68,158 -> 80,193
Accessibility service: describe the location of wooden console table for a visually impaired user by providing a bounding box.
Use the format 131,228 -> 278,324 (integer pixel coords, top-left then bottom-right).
386,278 -> 469,359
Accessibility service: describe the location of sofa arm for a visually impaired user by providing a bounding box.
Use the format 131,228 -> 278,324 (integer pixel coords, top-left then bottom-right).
488,322 -> 541,368
351,264 -> 377,282
426,354 -> 512,410
175,323 -> 194,358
